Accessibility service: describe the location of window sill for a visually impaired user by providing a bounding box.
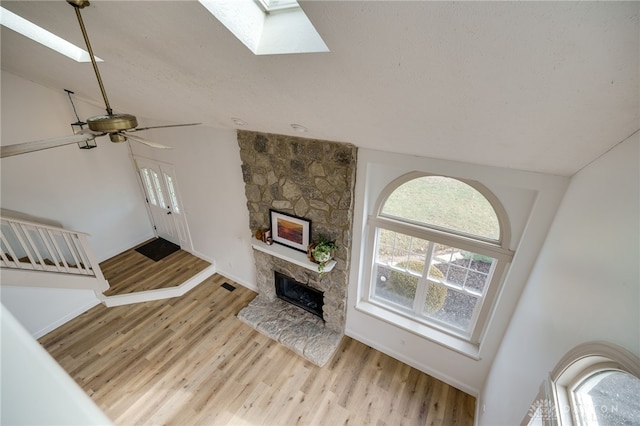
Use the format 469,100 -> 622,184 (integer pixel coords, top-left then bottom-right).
251,240 -> 336,273
355,300 -> 481,360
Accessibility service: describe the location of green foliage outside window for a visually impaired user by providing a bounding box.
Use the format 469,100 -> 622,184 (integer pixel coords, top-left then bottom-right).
388,260 -> 447,314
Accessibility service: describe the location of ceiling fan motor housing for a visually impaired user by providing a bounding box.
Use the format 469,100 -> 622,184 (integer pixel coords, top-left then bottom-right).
87,113 -> 138,133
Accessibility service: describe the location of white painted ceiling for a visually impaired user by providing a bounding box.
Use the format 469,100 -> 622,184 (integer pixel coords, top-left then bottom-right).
1,1 -> 638,175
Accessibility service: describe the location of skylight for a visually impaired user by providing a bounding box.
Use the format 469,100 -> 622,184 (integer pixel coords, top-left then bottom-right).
0,7 -> 102,63
256,0 -> 299,12
198,0 -> 329,55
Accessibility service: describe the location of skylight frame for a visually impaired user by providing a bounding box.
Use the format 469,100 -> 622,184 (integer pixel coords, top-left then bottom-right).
255,0 -> 300,13
0,6 -> 102,63
198,0 -> 329,55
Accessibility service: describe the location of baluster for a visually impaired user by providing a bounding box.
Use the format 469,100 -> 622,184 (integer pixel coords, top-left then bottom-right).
62,232 -> 82,272
49,231 -> 72,272
70,233 -> 91,275
38,228 -> 63,272
22,224 -> 48,271
0,232 -> 20,268
8,221 -> 38,270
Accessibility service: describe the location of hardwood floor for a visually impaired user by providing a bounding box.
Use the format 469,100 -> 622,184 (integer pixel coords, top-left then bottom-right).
100,244 -> 211,296
40,274 -> 475,425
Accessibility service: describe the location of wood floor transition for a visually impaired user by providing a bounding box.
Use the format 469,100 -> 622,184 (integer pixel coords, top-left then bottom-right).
99,242 -> 211,297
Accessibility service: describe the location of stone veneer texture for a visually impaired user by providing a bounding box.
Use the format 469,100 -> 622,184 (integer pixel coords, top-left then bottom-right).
237,130 -> 357,334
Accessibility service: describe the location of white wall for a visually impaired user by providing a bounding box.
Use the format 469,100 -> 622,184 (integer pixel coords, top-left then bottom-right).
346,149 -> 569,396
479,132 -> 640,425
1,304 -> 112,425
1,70 -> 155,335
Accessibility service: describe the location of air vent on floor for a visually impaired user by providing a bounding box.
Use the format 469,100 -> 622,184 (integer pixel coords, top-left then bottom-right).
221,282 -> 236,292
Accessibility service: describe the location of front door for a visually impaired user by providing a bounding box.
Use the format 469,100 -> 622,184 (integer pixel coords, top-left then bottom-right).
134,157 -> 188,247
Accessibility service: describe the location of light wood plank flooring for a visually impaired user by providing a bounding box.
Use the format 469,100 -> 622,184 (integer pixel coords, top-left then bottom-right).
40,274 -> 475,425
100,244 -> 211,296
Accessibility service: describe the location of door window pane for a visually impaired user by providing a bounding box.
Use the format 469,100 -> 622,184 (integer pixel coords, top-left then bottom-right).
151,170 -> 166,208
164,173 -> 180,213
141,169 -> 157,206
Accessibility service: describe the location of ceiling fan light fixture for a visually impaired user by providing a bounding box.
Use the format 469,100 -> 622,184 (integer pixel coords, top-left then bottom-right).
66,89 -> 97,150
77,136 -> 97,150
109,133 -> 128,143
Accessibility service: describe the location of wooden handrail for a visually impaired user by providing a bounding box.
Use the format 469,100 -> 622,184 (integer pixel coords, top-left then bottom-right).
0,215 -> 108,292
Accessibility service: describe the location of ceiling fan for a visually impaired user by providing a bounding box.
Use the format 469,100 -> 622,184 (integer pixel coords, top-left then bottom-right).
1,0 -> 200,159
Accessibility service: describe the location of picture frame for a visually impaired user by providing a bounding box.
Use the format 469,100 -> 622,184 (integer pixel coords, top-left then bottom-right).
270,210 -> 311,252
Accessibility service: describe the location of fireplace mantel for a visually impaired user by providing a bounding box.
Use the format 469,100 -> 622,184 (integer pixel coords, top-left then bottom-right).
251,240 -> 336,273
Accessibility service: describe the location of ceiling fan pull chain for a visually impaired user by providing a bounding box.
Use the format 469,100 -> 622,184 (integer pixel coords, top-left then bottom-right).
71,3 -> 113,116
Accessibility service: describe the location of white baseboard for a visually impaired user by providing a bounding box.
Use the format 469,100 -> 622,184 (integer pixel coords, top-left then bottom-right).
214,267 -> 257,292
345,326 -> 479,397
32,298 -> 100,339
186,248 -> 216,266
98,264 -> 216,307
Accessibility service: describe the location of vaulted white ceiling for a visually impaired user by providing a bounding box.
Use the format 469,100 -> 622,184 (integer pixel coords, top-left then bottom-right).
2,1 -> 638,175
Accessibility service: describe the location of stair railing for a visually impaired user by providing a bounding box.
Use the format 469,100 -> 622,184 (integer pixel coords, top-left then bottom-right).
0,216 -> 104,282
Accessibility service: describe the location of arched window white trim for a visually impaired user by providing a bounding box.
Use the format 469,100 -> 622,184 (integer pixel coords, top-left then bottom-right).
361,172 -> 515,350
375,171 -> 513,247
531,342 -> 640,426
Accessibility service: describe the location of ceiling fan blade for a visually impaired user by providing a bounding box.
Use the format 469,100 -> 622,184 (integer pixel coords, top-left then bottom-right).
124,133 -> 172,149
128,123 -> 201,132
0,134 -> 98,158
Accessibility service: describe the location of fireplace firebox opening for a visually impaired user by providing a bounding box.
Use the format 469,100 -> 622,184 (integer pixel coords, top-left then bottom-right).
274,271 -> 324,319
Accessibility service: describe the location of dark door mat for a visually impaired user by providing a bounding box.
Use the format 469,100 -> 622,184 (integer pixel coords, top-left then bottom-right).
221,282 -> 236,292
135,238 -> 180,262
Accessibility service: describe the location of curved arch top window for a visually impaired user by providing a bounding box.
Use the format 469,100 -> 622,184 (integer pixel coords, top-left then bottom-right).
541,342 -> 640,426
381,176 -> 501,241
571,369 -> 640,425
365,173 -> 513,345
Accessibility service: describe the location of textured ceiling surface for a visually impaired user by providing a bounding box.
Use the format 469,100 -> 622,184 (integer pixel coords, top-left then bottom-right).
1,1 -> 638,175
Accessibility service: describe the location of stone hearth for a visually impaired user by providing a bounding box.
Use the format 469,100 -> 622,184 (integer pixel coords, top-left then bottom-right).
237,296 -> 342,367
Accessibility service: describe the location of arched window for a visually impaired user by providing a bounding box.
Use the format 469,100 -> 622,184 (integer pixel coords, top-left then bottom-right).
363,173 -> 514,344
547,342 -> 640,426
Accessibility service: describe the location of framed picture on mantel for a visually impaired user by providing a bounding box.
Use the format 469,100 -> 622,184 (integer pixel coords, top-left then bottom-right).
270,210 -> 311,253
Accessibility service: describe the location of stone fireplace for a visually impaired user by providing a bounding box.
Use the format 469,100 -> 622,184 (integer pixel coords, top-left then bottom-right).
235,130 -> 357,366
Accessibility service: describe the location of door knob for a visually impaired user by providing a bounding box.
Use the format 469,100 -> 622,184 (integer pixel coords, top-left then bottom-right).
167,211 -> 172,215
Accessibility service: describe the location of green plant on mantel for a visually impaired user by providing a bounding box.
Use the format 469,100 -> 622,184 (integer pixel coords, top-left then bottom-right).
308,234 -> 338,275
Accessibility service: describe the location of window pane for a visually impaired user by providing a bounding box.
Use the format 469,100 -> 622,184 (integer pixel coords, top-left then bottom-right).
425,287 -> 478,331
374,263 -> 416,309
375,228 -> 428,268
164,173 -> 180,213
381,176 -> 500,240
141,169 -> 157,206
572,370 -> 640,425
431,245 -> 494,296
374,229 -> 429,309
151,170 -> 166,207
